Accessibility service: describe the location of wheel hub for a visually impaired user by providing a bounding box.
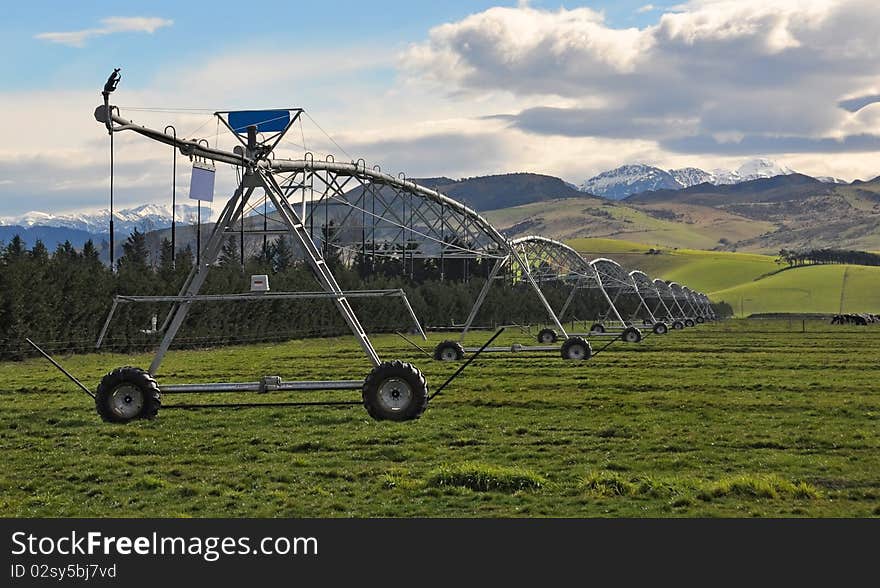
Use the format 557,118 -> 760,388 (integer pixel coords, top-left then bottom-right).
377,377 -> 413,412
110,384 -> 144,419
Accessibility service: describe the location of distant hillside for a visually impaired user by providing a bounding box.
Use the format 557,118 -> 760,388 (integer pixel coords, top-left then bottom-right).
485,195 -> 775,250
625,173 -> 829,206
626,174 -> 880,251
711,264 -> 880,316
483,173 -> 880,253
567,238 -> 880,317
0,225 -> 102,250
419,173 -> 586,211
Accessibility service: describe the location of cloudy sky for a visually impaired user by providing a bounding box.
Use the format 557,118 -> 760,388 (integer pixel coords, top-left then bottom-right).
2,0 -> 880,217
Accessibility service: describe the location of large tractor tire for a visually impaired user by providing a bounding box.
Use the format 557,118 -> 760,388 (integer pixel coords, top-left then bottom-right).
95,367 -> 161,423
362,361 -> 428,422
537,328 -> 558,344
622,327 -> 643,343
560,336 -> 592,361
433,340 -> 465,362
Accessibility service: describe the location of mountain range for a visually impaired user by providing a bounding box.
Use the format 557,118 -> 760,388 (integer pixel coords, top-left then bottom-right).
486,172 -> 880,253
580,158 -> 806,200
1,159 -> 876,258
0,203 -> 206,236
0,204 -> 211,257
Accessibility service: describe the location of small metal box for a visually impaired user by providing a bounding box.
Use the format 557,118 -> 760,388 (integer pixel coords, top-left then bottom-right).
250,274 -> 270,292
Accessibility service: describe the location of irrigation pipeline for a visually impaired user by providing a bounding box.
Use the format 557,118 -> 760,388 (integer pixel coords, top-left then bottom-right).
26,326 -> 506,412
163,400 -> 361,410
165,329 -> 506,409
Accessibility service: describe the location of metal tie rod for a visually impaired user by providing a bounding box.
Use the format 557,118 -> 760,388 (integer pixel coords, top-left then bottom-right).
429,327 -> 505,401
25,338 -> 95,399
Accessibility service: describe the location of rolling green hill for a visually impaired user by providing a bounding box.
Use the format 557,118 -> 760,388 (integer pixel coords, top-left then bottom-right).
568,238 -> 880,317
711,265 -> 880,316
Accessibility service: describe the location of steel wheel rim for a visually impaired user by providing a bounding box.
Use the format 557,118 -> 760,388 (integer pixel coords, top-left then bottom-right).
441,348 -> 458,361
540,334 -> 553,343
568,345 -> 586,360
377,377 -> 413,412
110,384 -> 144,419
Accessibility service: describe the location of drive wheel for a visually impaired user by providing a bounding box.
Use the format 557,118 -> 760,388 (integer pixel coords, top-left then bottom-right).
652,322 -> 668,335
433,340 -> 465,362
623,326 -> 643,343
672,320 -> 685,330
696,316 -> 705,324
684,318 -> 696,328
95,366 -> 161,423
561,336 -> 592,361
362,361 -> 428,422
590,323 -> 606,334
537,328 -> 558,344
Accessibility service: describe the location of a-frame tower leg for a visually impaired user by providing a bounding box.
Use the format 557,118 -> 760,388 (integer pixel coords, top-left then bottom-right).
261,171 -> 381,367
459,256 -> 507,342
149,182 -> 255,375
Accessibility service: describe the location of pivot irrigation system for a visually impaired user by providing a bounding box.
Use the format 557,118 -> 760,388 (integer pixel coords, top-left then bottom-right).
433,235 -> 593,361
26,69 -> 718,424
561,258 -> 657,342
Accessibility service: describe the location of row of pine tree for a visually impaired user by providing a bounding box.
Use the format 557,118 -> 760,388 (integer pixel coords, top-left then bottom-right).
0,229 -> 712,360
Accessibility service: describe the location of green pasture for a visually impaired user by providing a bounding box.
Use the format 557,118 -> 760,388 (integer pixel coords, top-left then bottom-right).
569,239 -> 880,316
712,264 -> 880,316
1,321 -> 879,518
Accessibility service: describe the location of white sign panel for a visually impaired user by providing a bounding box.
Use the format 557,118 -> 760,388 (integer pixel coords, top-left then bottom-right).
189,162 -> 215,202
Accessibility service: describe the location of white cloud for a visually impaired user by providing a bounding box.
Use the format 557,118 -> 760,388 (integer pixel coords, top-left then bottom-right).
7,2 -> 880,218
35,17 -> 173,48
401,1 -> 880,165
637,4 -> 657,13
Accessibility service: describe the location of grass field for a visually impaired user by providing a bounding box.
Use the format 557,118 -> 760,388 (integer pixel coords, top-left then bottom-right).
568,238 -> 880,316
2,321 -> 879,518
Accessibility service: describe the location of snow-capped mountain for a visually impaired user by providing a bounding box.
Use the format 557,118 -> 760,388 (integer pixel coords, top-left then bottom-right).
580,164 -> 682,200
669,167 -> 714,188
816,176 -> 848,184
580,158 -> 799,199
0,203 -> 209,235
714,158 -> 796,185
